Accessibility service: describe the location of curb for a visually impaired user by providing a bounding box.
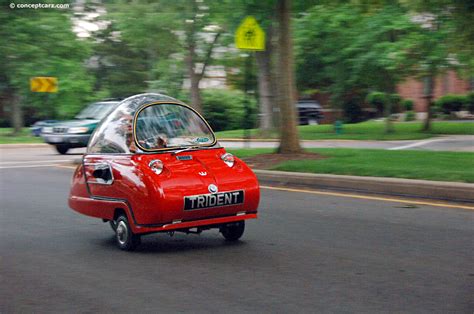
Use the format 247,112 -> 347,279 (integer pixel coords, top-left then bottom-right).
254,169 -> 474,203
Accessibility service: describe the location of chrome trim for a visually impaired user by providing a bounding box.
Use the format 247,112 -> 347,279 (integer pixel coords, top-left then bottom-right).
208,184 -> 218,194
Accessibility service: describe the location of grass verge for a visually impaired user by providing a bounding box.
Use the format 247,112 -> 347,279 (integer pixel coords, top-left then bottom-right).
217,121 -> 474,141
0,128 -> 43,144
228,148 -> 474,183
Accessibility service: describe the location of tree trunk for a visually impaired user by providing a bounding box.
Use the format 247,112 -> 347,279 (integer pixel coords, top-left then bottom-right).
11,93 -> 24,135
422,75 -> 435,132
384,101 -> 394,133
384,83 -> 396,134
255,51 -> 273,134
189,76 -> 202,113
186,29 -> 203,113
276,0 -> 301,154
255,23 -> 274,136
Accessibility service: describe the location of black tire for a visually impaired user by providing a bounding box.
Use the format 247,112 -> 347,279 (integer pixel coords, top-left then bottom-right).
109,220 -> 118,232
220,221 -> 245,241
115,214 -> 141,251
55,145 -> 69,155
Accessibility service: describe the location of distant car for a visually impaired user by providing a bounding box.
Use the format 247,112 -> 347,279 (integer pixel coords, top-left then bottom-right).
30,120 -> 58,137
41,100 -> 120,154
297,100 -> 323,125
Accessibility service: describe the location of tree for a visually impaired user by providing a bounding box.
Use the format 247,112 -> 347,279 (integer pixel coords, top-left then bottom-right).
183,1 -> 222,113
295,4 -> 425,132
276,0 -> 301,153
0,6 -> 94,133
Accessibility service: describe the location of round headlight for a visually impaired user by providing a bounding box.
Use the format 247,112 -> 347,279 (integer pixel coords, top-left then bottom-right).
221,153 -> 235,168
42,127 -> 53,133
149,159 -> 164,175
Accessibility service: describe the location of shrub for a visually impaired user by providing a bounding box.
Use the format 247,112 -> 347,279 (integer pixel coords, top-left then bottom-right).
405,111 -> 415,121
366,92 -> 386,116
342,97 -> 364,123
402,99 -> 414,111
366,92 -> 403,115
466,92 -> 474,113
201,89 -> 257,132
435,94 -> 467,114
388,93 -> 402,113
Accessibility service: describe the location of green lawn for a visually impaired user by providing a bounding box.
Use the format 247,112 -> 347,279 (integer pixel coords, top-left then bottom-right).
228,148 -> 474,183
1,121 -> 473,144
217,121 -> 474,141
0,128 -> 43,144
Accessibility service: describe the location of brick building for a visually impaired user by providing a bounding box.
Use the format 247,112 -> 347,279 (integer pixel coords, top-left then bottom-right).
397,70 -> 472,118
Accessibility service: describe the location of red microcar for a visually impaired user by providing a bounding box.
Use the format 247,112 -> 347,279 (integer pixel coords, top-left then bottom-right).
69,93 -> 260,250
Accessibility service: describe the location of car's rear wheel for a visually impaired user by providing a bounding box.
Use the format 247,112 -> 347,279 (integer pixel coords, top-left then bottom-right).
220,221 -> 245,241
115,214 -> 141,251
55,145 -> 69,155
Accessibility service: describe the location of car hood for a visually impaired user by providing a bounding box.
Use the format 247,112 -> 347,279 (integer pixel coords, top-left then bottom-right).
51,119 -> 98,128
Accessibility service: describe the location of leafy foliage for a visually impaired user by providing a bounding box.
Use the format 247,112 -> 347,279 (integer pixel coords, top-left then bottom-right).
0,7 -> 95,120
402,99 -> 414,111
201,89 -> 257,132
435,94 -> 467,114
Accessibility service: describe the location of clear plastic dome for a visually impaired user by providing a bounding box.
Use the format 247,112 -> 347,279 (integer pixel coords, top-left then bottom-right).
87,93 -> 216,154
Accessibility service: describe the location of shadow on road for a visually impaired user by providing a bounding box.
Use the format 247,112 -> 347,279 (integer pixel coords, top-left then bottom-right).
94,234 -> 247,254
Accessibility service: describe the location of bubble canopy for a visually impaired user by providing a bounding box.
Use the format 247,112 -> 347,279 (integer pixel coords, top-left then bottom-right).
88,93 -> 217,154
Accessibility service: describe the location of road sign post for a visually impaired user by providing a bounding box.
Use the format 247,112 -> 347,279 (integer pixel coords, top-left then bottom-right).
235,16 -> 265,146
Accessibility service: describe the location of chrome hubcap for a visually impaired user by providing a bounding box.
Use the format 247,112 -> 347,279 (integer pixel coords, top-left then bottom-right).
116,221 -> 128,245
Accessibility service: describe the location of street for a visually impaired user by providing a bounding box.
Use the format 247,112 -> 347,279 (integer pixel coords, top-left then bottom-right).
1,153 -> 473,312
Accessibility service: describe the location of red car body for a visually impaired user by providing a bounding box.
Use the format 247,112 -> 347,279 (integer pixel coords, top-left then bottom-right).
68,93 -> 259,250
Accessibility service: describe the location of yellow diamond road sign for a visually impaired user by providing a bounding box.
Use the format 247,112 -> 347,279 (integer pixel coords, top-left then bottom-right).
235,16 -> 265,51
30,77 -> 58,93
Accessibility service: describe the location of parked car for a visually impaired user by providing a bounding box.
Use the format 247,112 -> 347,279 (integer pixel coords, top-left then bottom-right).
41,100 -> 120,154
297,100 -> 324,125
30,120 -> 58,136
68,93 -> 260,251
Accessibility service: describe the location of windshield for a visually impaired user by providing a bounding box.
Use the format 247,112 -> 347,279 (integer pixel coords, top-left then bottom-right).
75,102 -> 117,120
134,103 -> 215,151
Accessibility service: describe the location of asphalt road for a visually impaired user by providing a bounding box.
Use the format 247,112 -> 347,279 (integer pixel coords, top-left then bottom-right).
1,162 -> 473,312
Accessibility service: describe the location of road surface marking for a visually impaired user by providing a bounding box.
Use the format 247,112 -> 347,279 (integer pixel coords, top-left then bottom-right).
56,165 -> 78,170
0,159 -> 72,165
261,185 -> 474,210
0,164 -> 61,169
388,138 -> 444,150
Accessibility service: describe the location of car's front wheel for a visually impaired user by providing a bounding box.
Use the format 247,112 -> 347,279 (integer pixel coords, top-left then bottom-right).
115,214 -> 141,251
220,221 -> 245,241
55,145 -> 69,155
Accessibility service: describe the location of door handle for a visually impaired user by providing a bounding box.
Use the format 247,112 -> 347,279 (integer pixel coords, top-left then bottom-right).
85,163 -> 114,185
